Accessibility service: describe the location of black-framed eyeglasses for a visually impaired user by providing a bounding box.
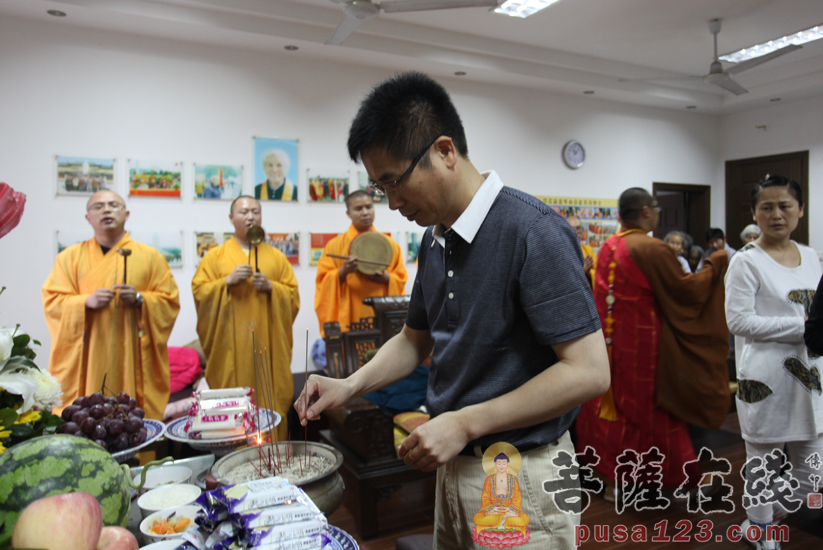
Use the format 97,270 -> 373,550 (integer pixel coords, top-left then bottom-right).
368,137 -> 440,196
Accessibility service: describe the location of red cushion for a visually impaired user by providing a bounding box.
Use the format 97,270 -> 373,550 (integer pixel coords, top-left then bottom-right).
168,347 -> 203,393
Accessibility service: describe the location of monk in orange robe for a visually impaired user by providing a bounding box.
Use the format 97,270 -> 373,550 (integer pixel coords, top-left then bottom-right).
42,191 -> 180,421
315,190 -> 407,335
473,453 -> 529,535
192,196 -> 299,441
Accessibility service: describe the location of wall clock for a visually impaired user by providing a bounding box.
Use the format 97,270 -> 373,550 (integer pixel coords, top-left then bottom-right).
562,140 -> 585,169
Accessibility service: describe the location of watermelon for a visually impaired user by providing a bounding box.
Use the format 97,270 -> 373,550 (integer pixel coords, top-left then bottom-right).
0,435 -> 130,549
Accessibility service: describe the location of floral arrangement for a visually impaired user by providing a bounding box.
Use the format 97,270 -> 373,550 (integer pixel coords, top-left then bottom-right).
0,288 -> 64,455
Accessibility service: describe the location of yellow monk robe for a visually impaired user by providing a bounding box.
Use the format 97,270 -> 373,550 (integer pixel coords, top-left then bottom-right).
192,238 -> 299,441
314,225 -> 407,335
581,242 -> 597,288
473,473 -> 530,534
42,233 -> 180,421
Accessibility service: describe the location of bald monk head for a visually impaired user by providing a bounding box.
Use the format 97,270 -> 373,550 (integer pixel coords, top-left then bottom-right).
229,195 -> 262,247
85,190 -> 129,248
344,190 -> 375,233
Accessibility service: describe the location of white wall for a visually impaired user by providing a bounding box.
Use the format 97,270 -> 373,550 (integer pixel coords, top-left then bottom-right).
0,15 -> 724,373
718,96 -> 823,251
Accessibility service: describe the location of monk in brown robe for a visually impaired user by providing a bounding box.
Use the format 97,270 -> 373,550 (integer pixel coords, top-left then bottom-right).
577,188 -> 729,490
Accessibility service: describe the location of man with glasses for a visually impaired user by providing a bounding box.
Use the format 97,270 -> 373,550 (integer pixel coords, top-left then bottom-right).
314,190 -> 407,336
42,190 -> 180,421
576,187 -> 730,499
296,72 -> 610,548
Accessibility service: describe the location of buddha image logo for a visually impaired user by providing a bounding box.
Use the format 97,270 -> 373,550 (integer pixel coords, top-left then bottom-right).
472,442 -> 530,548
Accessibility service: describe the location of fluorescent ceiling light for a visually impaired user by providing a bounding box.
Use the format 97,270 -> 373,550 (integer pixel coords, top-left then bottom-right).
494,0 -> 561,19
720,24 -> 822,63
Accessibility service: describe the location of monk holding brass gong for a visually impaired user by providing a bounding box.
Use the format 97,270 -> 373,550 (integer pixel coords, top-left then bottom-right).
315,190 -> 407,335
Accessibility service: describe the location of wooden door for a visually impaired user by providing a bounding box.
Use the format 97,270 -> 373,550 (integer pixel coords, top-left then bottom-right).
653,183 -> 712,247
725,151 -> 809,249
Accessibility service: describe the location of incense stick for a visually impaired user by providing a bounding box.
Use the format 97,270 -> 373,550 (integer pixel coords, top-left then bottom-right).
304,328 -> 310,470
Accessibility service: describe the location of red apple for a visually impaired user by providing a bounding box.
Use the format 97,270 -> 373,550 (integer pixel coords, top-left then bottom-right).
12,492 -> 102,550
96,526 -> 138,550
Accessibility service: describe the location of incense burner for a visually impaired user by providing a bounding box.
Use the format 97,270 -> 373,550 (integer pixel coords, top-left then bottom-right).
211,441 -> 345,516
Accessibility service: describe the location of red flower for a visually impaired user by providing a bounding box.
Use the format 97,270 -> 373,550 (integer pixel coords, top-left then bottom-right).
0,183 -> 26,239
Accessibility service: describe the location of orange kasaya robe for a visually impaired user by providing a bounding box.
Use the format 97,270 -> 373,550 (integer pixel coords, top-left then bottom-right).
192,238 -> 299,441
576,231 -> 729,488
42,232 -> 180,421
314,225 -> 407,336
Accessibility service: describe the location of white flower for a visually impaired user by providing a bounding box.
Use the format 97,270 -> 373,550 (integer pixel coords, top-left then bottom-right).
30,368 -> 62,411
0,327 -> 12,369
0,368 -> 38,413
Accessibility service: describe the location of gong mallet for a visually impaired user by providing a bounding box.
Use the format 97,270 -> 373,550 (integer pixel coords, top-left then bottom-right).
246,225 -> 265,271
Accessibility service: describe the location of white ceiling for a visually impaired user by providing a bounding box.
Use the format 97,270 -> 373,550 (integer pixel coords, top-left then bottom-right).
4,0 -> 823,114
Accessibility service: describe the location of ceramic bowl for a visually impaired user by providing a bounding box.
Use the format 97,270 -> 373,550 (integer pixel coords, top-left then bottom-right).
137,484 -> 202,519
133,465 -> 193,495
139,504 -> 202,544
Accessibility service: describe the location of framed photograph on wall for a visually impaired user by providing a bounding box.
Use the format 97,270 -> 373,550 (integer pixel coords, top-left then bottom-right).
253,137 -> 298,202
129,160 -> 182,198
537,195 -> 620,256
267,232 -> 299,265
56,156 -> 115,196
357,171 -> 382,203
194,164 -> 243,200
310,233 -> 339,266
307,171 -> 348,202
130,230 -> 183,268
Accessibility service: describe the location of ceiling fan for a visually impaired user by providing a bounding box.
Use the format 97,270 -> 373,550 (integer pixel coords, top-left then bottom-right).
326,0 -> 500,45
622,19 -> 802,95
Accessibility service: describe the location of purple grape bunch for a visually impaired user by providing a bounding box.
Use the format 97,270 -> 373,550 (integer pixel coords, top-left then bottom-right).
57,391 -> 148,452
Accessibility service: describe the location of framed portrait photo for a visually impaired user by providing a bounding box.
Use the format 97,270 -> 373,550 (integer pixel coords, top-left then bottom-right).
253,137 -> 299,202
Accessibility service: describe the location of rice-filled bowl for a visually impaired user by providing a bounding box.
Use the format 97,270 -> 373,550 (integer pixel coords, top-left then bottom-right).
137,484 -> 201,519
133,465 -> 193,495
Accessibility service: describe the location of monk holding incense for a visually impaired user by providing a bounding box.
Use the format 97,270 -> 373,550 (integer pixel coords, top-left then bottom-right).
42,190 -> 180,420
192,195 -> 299,441
314,190 -> 407,335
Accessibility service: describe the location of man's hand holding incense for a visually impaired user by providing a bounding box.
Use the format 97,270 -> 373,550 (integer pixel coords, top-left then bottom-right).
398,410 -> 470,472
252,272 -> 272,293
113,284 -> 137,305
85,288 -> 115,309
295,375 -> 354,426
227,264 -> 253,287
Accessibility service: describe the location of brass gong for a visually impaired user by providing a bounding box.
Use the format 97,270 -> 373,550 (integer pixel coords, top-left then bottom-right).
349,232 -> 392,275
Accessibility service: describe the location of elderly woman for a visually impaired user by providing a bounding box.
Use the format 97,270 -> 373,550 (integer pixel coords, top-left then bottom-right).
740,223 -> 761,245
663,231 -> 691,274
